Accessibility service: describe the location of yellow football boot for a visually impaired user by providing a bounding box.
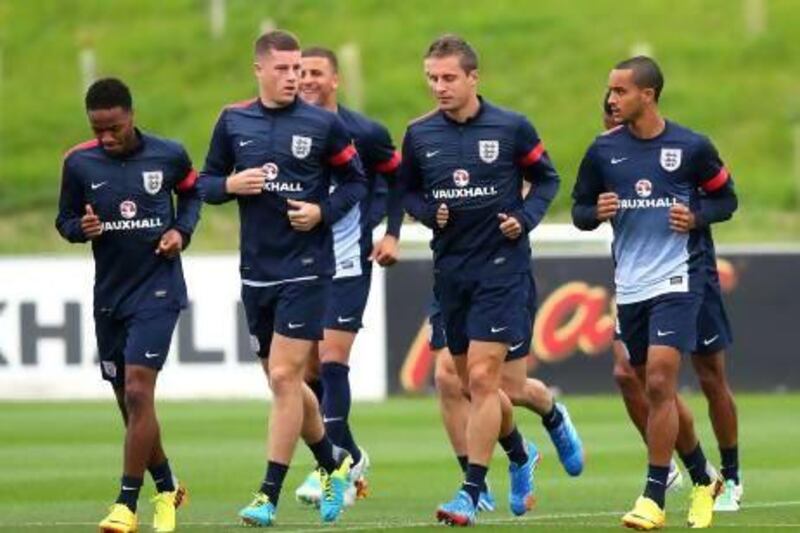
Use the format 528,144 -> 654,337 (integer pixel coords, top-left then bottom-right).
99,503 -> 138,533
621,496 -> 666,530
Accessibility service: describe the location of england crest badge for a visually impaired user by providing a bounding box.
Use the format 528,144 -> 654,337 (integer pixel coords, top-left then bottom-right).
478,140 -> 499,164
291,135 -> 312,159
142,171 -> 163,195
659,148 -> 682,172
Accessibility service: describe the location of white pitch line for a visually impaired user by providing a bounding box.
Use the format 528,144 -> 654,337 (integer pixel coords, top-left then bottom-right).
4,500 -> 800,529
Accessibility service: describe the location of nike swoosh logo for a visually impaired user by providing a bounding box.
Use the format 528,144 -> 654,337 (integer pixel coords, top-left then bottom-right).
91,181 -> 107,190
703,334 -> 719,346
121,486 -> 138,491
491,326 -> 508,333
337,316 -> 355,323
425,150 -> 440,158
239,139 -> 254,147
656,330 -> 674,337
611,157 -> 628,165
509,341 -> 525,351
288,322 -> 305,329
323,416 -> 344,423
144,351 -> 160,359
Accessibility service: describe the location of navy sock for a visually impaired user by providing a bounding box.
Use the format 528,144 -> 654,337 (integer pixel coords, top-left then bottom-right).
498,426 -> 529,466
680,444 -> 712,486
308,378 -> 324,404
720,446 -> 739,483
259,461 -> 288,506
456,455 -> 487,492
679,443 -> 711,485
643,464 -> 670,509
341,425 -> 362,464
321,362 -> 361,460
541,403 -> 563,430
456,455 -> 469,473
148,460 -> 175,493
462,464 -> 488,507
116,475 -> 143,513
308,435 -> 338,473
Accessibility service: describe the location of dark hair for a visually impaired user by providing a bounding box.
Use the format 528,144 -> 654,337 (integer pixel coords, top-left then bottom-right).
603,90 -> 612,115
254,29 -> 300,57
85,78 -> 132,111
302,46 -> 339,73
425,34 -> 479,73
614,56 -> 664,101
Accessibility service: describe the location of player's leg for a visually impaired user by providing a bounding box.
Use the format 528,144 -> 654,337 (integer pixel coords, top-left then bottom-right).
502,356 -> 584,476
692,289 -> 741,510
467,274 -> 537,518
434,348 -> 470,473
277,279 -> 351,523
319,330 -> 364,476
612,340 -> 649,440
101,309 -> 181,533
620,341 -> 684,492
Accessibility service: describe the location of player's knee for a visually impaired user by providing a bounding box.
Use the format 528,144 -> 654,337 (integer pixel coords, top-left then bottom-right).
645,373 -> 673,405
434,364 -> 462,399
123,384 -> 153,415
467,365 -> 500,398
269,365 -> 302,396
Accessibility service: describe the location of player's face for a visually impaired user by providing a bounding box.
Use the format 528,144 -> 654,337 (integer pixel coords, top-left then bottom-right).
424,55 -> 478,113
88,107 -> 135,155
255,49 -> 301,106
607,69 -> 654,124
300,56 -> 338,108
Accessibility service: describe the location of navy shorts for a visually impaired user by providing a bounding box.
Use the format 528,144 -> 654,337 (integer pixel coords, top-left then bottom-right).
323,273 -> 372,333
242,278 -> 330,358
617,291 -> 703,366
429,274 -> 537,360
95,307 -> 180,387
693,281 -> 733,355
433,272 -> 534,359
614,283 -> 733,356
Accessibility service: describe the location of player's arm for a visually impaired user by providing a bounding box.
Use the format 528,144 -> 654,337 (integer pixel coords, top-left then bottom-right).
319,116 -> 368,226
365,124 -> 404,265
670,137 -> 738,233
160,148 -> 202,256
369,124 -> 404,238
197,110 -> 265,204
55,157 -> 94,243
510,117 -> 561,235
571,145 -> 610,231
398,129 -> 437,229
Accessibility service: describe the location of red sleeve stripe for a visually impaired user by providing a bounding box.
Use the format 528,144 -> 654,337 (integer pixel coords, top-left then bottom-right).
329,144 -> 357,166
63,139 -> 99,159
518,141 -> 545,166
176,168 -> 198,192
702,167 -> 729,192
373,151 -> 401,174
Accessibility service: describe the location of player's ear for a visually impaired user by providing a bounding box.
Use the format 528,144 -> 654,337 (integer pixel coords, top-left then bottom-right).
467,68 -> 479,86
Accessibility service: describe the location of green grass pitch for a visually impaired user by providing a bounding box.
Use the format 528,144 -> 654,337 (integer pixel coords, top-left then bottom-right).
1,394 -> 798,531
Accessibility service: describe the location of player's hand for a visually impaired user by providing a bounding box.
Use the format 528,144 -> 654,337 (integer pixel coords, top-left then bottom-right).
596,192 -> 620,222
370,234 -> 399,267
435,203 -> 449,229
498,213 -> 523,240
669,203 -> 696,233
225,167 -> 266,195
156,229 -> 184,258
81,204 -> 103,239
287,199 -> 322,231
